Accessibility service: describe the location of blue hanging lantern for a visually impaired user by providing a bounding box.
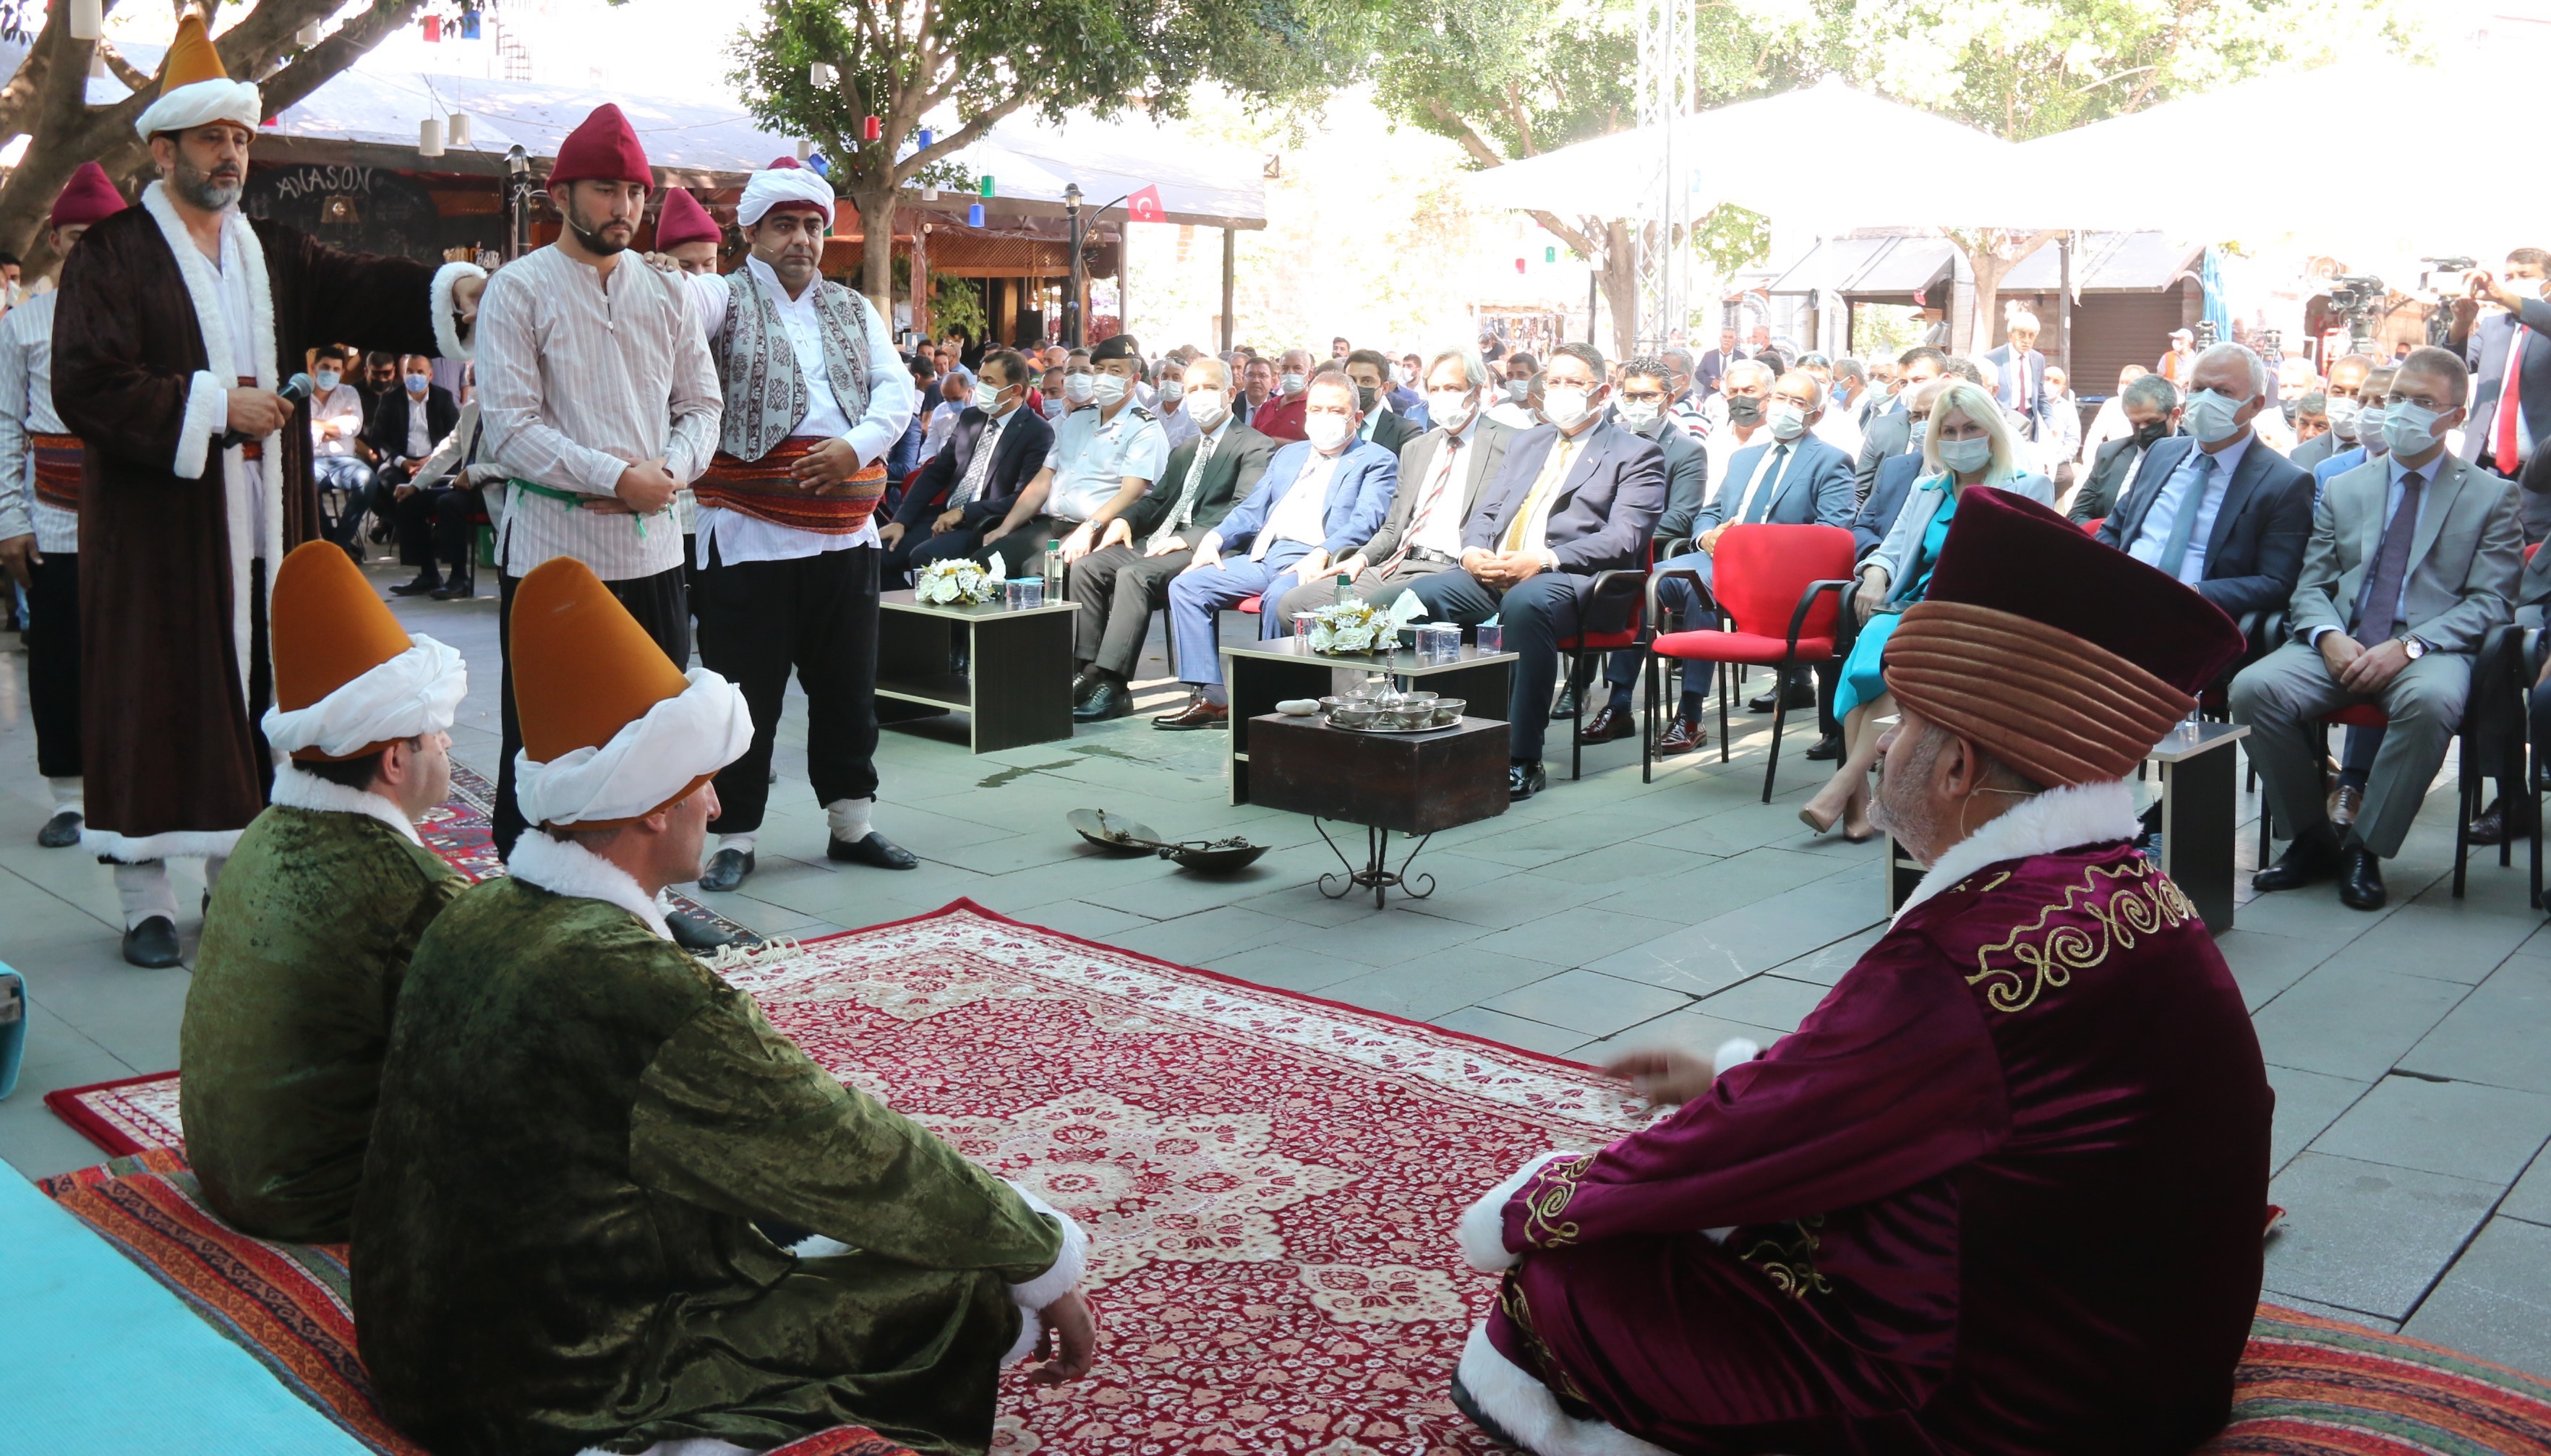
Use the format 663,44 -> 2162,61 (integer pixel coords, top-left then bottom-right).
967,202 -> 984,227
458,11 -> 481,39
917,127 -> 933,150
806,151 -> 829,177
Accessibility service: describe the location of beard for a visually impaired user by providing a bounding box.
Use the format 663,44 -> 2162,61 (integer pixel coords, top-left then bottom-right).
171,157 -> 242,212
1866,721 -> 1947,863
565,213 -> 629,257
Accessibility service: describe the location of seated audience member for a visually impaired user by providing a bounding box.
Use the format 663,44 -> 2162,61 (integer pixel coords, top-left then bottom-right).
1154,357 -> 1200,450
1450,487 -> 2268,1456
1067,356 -> 1276,721
2304,365 -> 2401,831
408,401 -> 491,601
1248,347 -> 1313,442
1853,376 -> 1948,560
2292,390 -> 2330,451
1235,355 -> 1278,429
1153,372 -> 1398,730
181,541 -> 466,1243
888,354 -> 936,481
2096,341 -> 2313,624
981,335 -> 1166,579
1983,310 -> 2051,440
879,348 -> 1051,585
1267,347 -> 1515,626
1399,343 -> 1665,800
2069,372 -> 2178,522
2295,354 -> 2374,474
2314,364 -> 2397,504
2076,363 -> 2149,466
354,558 -> 1095,1455
1345,348 -> 1423,456
1853,346 -> 1947,500
365,356 -> 462,596
1389,351 -> 1429,424
358,348 -> 400,409
914,369 -> 967,466
1039,364 -> 1070,420
1621,369 -> 1853,758
1487,350 -> 1540,429
2038,363 -> 2082,486
310,346 -> 374,559
1583,356 -> 1708,742
1799,382 -> 2056,840
2233,346 -> 2519,911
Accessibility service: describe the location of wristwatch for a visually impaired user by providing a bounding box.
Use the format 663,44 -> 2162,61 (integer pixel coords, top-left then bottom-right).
2401,637 -> 2428,661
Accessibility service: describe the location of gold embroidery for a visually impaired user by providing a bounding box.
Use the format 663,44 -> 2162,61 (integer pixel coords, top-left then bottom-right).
1966,860 -> 2195,1014
1944,870 -> 2014,899
1499,1272 -> 1590,1403
1520,1154 -> 1594,1249
1737,1215 -> 1834,1299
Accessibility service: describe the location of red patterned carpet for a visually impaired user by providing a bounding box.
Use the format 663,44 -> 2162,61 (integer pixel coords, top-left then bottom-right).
40,902 -> 2551,1455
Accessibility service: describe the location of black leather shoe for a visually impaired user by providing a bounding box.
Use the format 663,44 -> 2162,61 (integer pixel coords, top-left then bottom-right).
1074,681 -> 1134,722
1747,680 -> 1815,713
1070,669 -> 1097,703
1803,732 -> 1845,762
2252,826 -> 2343,893
121,915 -> 181,968
667,909 -> 735,952
37,809 -> 82,848
2470,798 -> 2508,847
1653,715 -> 1706,755
1508,760 -> 1547,801
1580,704 -> 1636,742
829,831 -> 919,869
1550,685 -> 1580,720
698,847 -> 753,891
2338,844 -> 2386,910
1153,698 -> 1229,730
388,573 -> 443,596
430,575 -> 476,600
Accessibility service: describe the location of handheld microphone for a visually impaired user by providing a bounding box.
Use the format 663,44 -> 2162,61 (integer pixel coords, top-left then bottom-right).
218,371 -> 315,450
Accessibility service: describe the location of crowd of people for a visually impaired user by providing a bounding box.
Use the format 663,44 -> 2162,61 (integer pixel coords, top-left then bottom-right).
0,22 -> 2541,1455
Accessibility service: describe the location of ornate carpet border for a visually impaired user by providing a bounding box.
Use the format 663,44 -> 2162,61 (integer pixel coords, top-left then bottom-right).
43,1069 -> 179,1157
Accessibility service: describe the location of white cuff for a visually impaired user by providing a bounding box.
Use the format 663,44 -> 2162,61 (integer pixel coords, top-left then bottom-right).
1000,1306 -> 1044,1369
178,370 -> 228,479
430,261 -> 487,362
1457,1151 -> 1581,1274
1004,1181 -> 1088,1312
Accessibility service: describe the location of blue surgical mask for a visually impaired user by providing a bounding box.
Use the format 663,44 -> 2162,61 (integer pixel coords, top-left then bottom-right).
1938,436 -> 1993,474
404,373 -> 430,394
2180,387 -> 2248,445
313,369 -> 341,391
2380,401 -> 2444,456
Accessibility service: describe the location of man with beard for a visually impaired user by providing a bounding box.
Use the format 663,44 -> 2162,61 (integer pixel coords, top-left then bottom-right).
1450,487 -> 2270,1456
473,103 -> 720,884
54,15 -> 484,966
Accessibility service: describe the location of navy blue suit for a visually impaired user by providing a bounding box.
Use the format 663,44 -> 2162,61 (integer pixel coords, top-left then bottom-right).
2095,433 -> 2313,621
1167,439 -> 1400,685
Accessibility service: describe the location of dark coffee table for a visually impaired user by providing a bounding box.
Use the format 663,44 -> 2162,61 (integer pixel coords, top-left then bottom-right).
1220,636 -> 1518,805
875,589 -> 1079,753
1246,713 -> 1509,906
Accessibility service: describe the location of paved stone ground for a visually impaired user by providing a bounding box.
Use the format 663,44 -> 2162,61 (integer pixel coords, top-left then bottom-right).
3,561 -> 2547,1378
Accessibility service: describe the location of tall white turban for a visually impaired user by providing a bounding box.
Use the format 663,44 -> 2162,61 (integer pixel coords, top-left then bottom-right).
736,163 -> 837,231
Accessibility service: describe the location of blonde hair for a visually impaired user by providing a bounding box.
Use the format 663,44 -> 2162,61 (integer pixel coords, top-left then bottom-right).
1920,381 -> 2024,488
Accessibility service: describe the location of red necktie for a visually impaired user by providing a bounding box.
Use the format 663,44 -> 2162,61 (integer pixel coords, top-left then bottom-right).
2495,325 -> 2528,476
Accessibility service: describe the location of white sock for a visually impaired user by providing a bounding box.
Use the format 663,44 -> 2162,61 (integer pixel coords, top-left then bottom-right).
824,797 -> 873,843
114,862 -> 179,930
46,776 -> 82,814
718,832 -> 759,856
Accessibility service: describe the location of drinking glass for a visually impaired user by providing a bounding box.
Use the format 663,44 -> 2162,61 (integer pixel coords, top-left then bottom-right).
1019,578 -> 1045,609
1474,623 -> 1502,654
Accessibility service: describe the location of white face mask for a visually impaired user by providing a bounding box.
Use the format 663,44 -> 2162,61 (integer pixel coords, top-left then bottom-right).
1279,372 -> 1307,395
1938,435 -> 1994,474
1158,380 -> 1185,403
1613,399 -> 1662,432
2180,387 -> 2249,445
2358,405 -> 2390,455
1091,373 -> 1129,408
1305,413 -> 1354,452
973,382 -> 1007,413
2325,395 -> 2362,438
314,369 -> 341,391
1504,379 -> 1531,403
1428,387 -> 1475,427
1766,402 -> 1809,441
1185,387 -> 1227,427
1063,373 -> 1097,404
2380,401 -> 2445,456
1541,385 -> 1597,430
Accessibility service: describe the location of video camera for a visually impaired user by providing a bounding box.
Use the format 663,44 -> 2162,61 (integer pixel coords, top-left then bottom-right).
2325,274 -> 2388,317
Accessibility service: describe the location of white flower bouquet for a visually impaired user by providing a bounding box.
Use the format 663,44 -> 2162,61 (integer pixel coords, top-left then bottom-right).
915,554 -> 1002,606
1307,591 -> 1426,655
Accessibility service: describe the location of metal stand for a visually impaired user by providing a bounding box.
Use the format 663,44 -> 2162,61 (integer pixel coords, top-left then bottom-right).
1315,821 -> 1435,907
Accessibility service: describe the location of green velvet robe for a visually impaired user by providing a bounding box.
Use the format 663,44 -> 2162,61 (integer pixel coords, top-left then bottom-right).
351,868 -> 1066,1456
180,800 -> 462,1243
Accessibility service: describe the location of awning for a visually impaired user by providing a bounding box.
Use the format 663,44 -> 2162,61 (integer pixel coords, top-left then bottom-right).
2001,231 -> 2202,293
1766,236 -> 1953,299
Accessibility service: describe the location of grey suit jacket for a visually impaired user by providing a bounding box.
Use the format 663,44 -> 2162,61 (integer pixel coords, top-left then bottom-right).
2289,453 -> 2523,656
1853,406 -> 1916,502
1354,418 -> 1513,563
2290,430 -> 2341,471
1648,423 -> 1710,540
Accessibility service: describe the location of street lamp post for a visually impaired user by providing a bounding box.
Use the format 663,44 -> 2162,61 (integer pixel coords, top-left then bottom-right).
505,145 -> 531,260
1063,182 -> 1084,348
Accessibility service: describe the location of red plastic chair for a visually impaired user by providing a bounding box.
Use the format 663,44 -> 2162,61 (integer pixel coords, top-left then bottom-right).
1555,569 -> 1649,779
1641,523 -> 1857,800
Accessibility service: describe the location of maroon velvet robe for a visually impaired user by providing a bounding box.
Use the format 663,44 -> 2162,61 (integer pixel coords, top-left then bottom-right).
1490,830 -> 2271,1455
53,184 -> 454,858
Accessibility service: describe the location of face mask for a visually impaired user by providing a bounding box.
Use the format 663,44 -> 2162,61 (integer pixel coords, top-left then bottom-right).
2357,406 -> 2390,455
2325,395 -> 2362,439
1725,395 -> 1764,426
1541,385 -> 1596,430
1355,384 -> 1380,413
1305,413 -> 1354,452
1767,402 -> 1808,441
1279,372 -> 1306,395
1429,387 -> 1475,425
2131,419 -> 2170,450
2380,401 -> 2444,456
1614,399 -> 1663,432
1158,380 -> 1185,403
1091,374 -> 1129,407
2180,387 -> 2248,445
1505,379 -> 1531,403
405,373 -> 430,394
1063,373 -> 1097,404
1938,436 -> 1994,474
1908,416 -> 1929,446
973,382 -> 1007,413
1185,387 -> 1226,427
314,369 -> 341,391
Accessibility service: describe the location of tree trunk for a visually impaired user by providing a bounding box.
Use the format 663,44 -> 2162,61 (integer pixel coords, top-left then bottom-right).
851,186 -> 895,314
1602,219 -> 1637,362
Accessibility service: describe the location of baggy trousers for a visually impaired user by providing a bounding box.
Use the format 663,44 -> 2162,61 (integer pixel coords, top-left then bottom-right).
694,542 -> 882,836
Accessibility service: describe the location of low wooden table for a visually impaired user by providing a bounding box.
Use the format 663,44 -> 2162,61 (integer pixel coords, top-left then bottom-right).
875,589 -> 1079,754
1221,636 -> 1518,805
1247,713 -> 1509,905
1883,719 -> 2249,933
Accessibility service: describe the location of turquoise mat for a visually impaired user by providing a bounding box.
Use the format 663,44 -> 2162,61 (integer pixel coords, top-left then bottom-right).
0,1168 -> 360,1455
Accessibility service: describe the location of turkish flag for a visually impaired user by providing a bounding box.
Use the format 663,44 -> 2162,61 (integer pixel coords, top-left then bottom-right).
1127,184 -> 1165,224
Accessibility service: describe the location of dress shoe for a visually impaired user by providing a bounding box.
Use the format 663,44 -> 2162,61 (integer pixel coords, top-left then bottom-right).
430,575 -> 476,601
2328,783 -> 2364,831
1803,732 -> 1845,763
1652,714 -> 1706,755
1153,697 -> 1229,730
389,573 -> 443,597
667,909 -> 735,952
2252,827 -> 2342,894
1073,680 -> 1134,722
121,915 -> 181,968
36,809 -> 82,848
1747,679 -> 1815,714
1508,760 -> 1548,801
698,847 -> 753,891
1550,685 -> 1580,720
1070,669 -> 1097,703
2338,844 -> 2386,910
2467,795 -> 2537,847
1580,704 -> 1636,742
829,831 -> 919,869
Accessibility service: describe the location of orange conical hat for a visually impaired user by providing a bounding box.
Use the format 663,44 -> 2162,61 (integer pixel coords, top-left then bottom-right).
161,12 -> 228,90
134,11 -> 262,139
261,541 -> 468,763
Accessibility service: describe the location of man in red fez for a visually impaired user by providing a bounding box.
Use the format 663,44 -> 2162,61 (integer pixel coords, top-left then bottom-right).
1450,487 -> 2274,1456
470,102 -> 724,944
0,163 -> 126,852
652,185 -> 722,274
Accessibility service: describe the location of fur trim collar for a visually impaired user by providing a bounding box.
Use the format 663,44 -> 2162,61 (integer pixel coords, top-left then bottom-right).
1455,1323 -> 1673,1455
1458,1152 -> 1581,1274
1893,779 -> 2140,924
429,261 -> 485,361
503,831 -> 672,941
265,761 -> 426,847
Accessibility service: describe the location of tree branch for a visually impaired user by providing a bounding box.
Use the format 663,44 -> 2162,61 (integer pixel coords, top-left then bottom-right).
891,88 -> 1031,187
1423,98 -> 1508,168
97,38 -> 153,93
255,0 -> 429,119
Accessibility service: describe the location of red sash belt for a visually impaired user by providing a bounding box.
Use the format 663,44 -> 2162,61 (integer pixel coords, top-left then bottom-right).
30,432 -> 82,510
694,438 -> 886,535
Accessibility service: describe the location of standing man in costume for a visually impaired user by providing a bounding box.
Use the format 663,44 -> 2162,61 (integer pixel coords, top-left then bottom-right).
355,558 -> 1095,1456
55,15 -> 483,967
654,185 -> 723,275
181,541 -> 466,1243
669,157 -> 918,892
473,103 -> 718,870
0,162 -> 122,850
1450,488 -> 2269,1456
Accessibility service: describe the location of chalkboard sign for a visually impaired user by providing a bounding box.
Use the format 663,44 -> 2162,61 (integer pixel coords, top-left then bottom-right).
244,165 -> 445,263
